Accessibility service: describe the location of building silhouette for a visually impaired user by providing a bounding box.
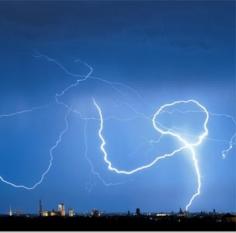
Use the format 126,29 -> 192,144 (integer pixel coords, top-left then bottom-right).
91,209 -> 101,217
136,208 -> 141,216
68,209 -> 75,217
39,200 -> 43,216
39,202 -> 66,217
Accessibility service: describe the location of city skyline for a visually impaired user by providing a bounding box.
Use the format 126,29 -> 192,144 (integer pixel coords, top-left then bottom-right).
2,199 -> 234,216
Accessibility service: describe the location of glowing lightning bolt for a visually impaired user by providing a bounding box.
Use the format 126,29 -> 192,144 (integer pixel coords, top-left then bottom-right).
0,110 -> 70,189
0,104 -> 49,119
161,109 -> 236,159
0,53 -> 92,190
213,113 -> 236,159
83,120 -> 126,187
1,51 -> 233,200
93,98 -> 209,211
222,133 -> 236,159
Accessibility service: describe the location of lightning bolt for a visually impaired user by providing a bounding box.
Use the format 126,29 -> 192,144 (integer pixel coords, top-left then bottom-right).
93,98 -> 209,211
0,51 -> 234,207
34,51 -> 148,120
0,110 -> 70,189
83,120 -> 126,187
0,52 -> 94,190
0,52 -> 141,190
210,113 -> 236,159
161,109 -> 236,159
222,133 -> 236,159
0,104 -> 49,119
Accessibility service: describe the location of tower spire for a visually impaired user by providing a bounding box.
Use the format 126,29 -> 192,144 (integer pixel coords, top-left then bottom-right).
39,200 -> 43,216
9,205 -> 12,216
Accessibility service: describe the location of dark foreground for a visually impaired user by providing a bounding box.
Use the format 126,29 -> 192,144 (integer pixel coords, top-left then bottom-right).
0,215 -> 236,231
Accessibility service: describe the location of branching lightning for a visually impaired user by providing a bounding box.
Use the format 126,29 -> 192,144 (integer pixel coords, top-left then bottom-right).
0,104 -> 49,119
83,120 -> 126,187
0,110 -> 70,189
211,113 -> 236,159
161,109 -> 236,159
93,98 -> 209,211
0,52 -> 235,213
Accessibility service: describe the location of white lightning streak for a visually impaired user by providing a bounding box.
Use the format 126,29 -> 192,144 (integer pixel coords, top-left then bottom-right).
1,51 -> 232,198
93,98 -> 209,211
34,52 -> 148,120
0,104 -> 49,119
83,120 -> 125,187
0,52 -> 146,190
222,132 -> 236,159
0,110 -> 70,189
162,109 -> 236,159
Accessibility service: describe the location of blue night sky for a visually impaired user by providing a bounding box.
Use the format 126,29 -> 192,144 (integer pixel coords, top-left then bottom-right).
0,1 -> 235,214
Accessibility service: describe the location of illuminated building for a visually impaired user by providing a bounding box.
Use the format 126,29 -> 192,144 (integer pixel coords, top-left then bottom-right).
58,203 -> 65,216
49,211 -> 57,217
41,211 -> 49,217
69,209 -> 75,217
9,206 -> 12,216
41,211 -> 58,217
38,202 -> 67,217
156,213 -> 168,217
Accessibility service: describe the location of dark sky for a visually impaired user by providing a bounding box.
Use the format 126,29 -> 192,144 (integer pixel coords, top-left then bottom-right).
0,0 -> 235,214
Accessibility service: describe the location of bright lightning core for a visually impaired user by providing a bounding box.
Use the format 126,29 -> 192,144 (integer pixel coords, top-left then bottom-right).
93,98 -> 209,211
